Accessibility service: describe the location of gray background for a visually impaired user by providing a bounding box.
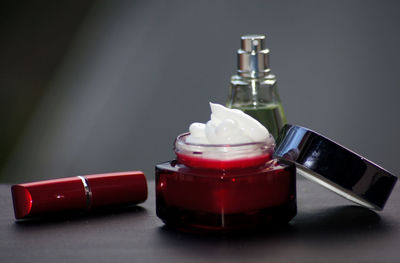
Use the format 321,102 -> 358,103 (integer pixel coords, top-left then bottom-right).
1,0 -> 399,183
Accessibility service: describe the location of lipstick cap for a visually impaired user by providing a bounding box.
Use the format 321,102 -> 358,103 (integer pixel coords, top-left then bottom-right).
11,171 -> 147,219
274,125 -> 397,210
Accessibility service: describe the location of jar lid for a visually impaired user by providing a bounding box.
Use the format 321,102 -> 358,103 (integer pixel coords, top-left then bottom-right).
274,124 -> 397,211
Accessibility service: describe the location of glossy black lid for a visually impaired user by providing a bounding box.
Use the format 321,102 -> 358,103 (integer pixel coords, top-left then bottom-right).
274,124 -> 397,211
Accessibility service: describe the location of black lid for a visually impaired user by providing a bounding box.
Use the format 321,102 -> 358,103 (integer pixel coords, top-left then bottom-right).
274,124 -> 397,211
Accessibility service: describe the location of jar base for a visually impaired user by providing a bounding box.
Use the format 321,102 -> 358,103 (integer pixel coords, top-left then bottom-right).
157,200 -> 297,233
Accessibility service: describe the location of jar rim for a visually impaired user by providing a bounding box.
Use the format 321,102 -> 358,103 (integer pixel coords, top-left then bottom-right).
175,132 -> 275,149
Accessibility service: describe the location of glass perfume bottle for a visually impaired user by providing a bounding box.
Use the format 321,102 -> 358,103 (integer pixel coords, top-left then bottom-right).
227,34 -> 286,139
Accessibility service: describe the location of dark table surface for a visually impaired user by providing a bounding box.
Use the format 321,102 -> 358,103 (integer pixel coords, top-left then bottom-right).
1,178 -> 399,263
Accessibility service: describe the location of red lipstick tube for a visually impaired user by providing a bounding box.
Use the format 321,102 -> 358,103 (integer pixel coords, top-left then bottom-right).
11,171 -> 148,219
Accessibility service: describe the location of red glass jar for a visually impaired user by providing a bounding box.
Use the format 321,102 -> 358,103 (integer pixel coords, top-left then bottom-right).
155,133 -> 296,232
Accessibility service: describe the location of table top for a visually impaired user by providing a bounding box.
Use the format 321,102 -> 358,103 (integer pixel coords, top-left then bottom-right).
1,178 -> 399,263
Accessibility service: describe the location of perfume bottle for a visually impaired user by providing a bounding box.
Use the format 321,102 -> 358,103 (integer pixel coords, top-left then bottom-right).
227,34 -> 286,139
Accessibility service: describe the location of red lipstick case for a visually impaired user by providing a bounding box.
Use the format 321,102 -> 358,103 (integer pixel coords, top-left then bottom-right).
11,171 -> 148,219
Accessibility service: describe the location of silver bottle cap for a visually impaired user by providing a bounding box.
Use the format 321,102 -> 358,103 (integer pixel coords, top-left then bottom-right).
237,34 -> 270,78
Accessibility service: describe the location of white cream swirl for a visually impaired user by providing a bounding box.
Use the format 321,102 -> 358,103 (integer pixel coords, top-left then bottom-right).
186,103 -> 273,145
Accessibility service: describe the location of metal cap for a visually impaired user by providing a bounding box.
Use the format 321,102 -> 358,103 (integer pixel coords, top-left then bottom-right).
237,34 -> 270,78
274,124 -> 398,211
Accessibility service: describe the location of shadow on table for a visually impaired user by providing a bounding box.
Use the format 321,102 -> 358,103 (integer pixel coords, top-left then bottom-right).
154,205 -> 395,261
291,205 -> 384,237
156,205 -> 389,245
12,205 -> 147,228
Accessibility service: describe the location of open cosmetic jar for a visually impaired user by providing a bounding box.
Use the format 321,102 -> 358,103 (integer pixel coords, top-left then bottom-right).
156,133 -> 296,232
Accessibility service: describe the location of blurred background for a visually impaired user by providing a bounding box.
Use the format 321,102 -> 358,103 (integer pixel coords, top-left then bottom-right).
1,0 -> 399,183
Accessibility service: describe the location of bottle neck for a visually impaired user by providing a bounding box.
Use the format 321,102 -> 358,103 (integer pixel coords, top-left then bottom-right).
237,70 -> 271,79
231,72 -> 276,82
